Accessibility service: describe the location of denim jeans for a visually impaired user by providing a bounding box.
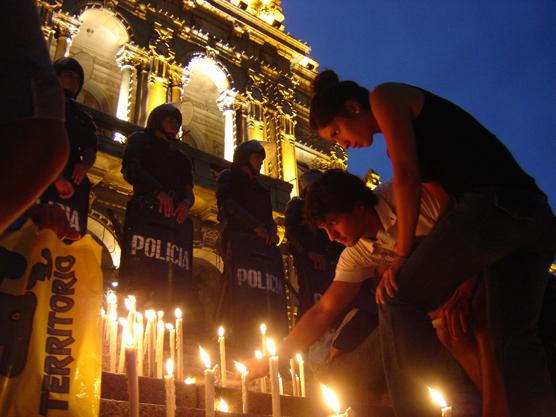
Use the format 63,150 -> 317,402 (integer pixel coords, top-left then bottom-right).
379,187 -> 556,417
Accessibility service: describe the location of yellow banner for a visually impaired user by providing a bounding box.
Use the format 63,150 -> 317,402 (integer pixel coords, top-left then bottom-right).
0,220 -> 103,416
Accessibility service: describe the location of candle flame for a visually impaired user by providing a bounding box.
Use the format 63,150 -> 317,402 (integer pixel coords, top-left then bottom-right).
218,325 -> 225,337
295,353 -> 303,363
175,308 -> 182,319
266,338 -> 276,356
136,312 -> 143,322
216,397 -> 229,412
166,358 -> 174,376
157,319 -> 165,330
124,296 -> 134,311
234,361 -> 247,374
166,323 -> 174,331
184,377 -> 196,384
124,329 -> 134,347
145,309 -> 156,321
107,291 -> 117,305
118,317 -> 127,327
100,308 -> 106,317
157,310 -> 164,319
255,350 -> 263,359
260,323 -> 267,335
199,346 -> 212,369
428,387 -> 448,408
321,384 -> 340,414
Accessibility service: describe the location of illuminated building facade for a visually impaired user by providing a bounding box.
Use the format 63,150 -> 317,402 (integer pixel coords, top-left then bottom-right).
36,0 -> 346,328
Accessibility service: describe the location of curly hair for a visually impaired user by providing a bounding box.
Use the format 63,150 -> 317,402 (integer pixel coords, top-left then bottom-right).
304,169 -> 378,226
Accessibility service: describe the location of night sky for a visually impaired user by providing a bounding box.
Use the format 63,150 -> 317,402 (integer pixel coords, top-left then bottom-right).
283,1 -> 556,209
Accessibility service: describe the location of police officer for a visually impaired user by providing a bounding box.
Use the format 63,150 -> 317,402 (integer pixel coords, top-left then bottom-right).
285,169 -> 344,316
216,140 -> 287,344
39,57 -> 97,237
121,104 -> 195,306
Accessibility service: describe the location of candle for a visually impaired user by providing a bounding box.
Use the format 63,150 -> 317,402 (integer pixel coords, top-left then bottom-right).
200,346 -> 215,417
106,291 -> 117,341
118,318 -> 128,373
267,339 -> 281,417
135,314 -> 144,376
278,373 -> 284,396
124,330 -> 139,417
289,358 -> 298,396
184,377 -> 196,385
165,359 -> 176,417
296,353 -> 306,397
218,326 -> 227,386
216,398 -> 229,413
428,387 -> 453,417
109,309 -> 118,373
144,309 -> 156,377
125,295 -> 136,332
321,384 -> 353,417
167,323 -> 176,368
235,361 -> 249,413
175,308 -> 184,381
156,319 -> 165,378
260,323 -> 267,355
255,350 -> 267,392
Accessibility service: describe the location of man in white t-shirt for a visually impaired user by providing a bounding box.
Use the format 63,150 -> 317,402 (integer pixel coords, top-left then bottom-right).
244,170 -> 457,409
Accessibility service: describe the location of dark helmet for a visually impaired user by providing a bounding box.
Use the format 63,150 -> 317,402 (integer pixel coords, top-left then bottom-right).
146,104 -> 183,135
53,57 -> 85,98
233,140 -> 266,166
299,169 -> 323,197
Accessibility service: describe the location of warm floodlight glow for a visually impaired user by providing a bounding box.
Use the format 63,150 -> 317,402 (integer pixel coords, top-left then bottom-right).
218,326 -> 225,338
166,358 -> 174,376
266,338 -> 276,356
428,387 -> 448,408
321,384 -> 340,414
199,346 -> 212,369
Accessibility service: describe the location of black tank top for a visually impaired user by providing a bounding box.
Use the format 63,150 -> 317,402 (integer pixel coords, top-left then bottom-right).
411,86 -> 541,195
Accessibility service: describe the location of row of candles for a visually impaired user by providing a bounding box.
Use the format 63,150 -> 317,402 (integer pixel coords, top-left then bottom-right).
103,292 -> 452,417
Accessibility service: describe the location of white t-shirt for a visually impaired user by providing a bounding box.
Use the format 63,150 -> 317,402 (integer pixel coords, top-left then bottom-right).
334,181 -> 441,283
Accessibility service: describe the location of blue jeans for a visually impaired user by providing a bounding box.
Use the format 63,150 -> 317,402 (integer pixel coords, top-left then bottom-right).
379,187 -> 556,417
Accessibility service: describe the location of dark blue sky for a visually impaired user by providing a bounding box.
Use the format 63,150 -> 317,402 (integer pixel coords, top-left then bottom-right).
283,1 -> 556,209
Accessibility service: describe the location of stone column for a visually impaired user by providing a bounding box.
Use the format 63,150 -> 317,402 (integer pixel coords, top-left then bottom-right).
53,25 -> 76,60
217,89 -> 238,162
134,64 -> 150,126
279,115 -> 299,197
116,61 -> 133,121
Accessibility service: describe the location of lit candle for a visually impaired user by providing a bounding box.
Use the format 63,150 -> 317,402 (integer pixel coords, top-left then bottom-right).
428,387 -> 453,417
255,350 -> 267,392
260,323 -> 267,355
125,295 -> 136,333
289,358 -> 298,396
321,384 -> 353,417
124,330 -> 139,417
278,373 -> 284,396
156,319 -> 165,378
118,318 -> 128,373
175,308 -> 184,381
267,339 -> 281,417
135,313 -> 144,376
216,397 -> 229,413
106,291 -> 117,341
218,326 -> 227,386
200,346 -> 215,417
144,309 -> 156,377
235,361 -> 249,413
167,323 -> 175,368
109,309 -> 118,373
165,359 -> 176,417
296,353 -> 306,397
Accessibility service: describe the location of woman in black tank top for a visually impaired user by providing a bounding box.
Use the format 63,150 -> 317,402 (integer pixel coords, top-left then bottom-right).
310,70 -> 556,417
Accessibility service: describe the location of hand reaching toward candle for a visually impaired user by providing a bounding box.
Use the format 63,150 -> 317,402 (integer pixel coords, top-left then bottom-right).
242,357 -> 269,381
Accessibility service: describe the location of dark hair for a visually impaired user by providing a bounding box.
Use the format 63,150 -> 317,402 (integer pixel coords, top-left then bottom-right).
146,104 -> 182,134
309,70 -> 370,130
304,169 -> 378,226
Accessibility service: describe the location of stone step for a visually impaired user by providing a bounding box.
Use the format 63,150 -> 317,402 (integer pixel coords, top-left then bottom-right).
100,372 -> 395,417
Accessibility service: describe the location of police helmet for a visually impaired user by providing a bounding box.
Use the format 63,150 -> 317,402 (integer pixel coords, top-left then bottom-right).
146,104 -> 183,135
53,57 -> 85,98
233,140 -> 266,166
299,169 -> 323,196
